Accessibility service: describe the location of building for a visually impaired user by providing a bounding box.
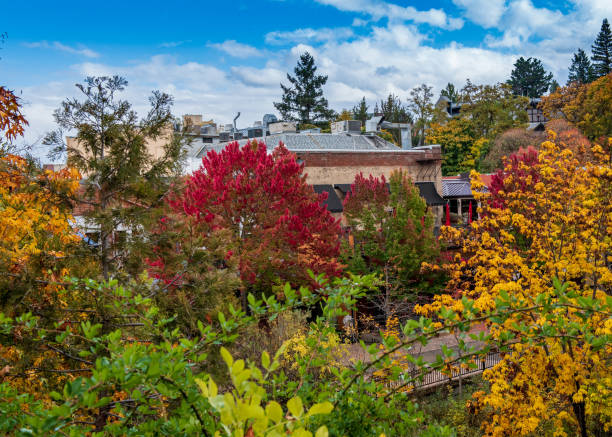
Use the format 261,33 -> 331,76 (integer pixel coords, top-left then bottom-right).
196,115 -> 444,226
442,173 -> 493,225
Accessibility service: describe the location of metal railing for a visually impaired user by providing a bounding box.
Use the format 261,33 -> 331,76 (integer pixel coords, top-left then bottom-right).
378,351 -> 501,391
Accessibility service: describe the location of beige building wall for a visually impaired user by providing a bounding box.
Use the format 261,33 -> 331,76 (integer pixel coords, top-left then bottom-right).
66,125 -> 175,170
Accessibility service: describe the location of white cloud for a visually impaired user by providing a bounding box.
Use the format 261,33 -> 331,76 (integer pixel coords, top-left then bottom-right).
16,0 -> 612,161
452,0 -> 506,28
208,40 -> 263,57
23,41 -> 100,58
265,27 -> 354,45
315,0 -> 464,30
159,40 -> 190,48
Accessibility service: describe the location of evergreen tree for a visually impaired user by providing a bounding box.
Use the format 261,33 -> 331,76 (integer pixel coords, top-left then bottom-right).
550,79 -> 560,93
378,94 -> 412,144
568,49 -> 595,84
352,96 -> 369,126
44,76 -> 185,278
273,52 -> 333,124
507,57 -> 554,97
379,94 -> 411,123
591,18 -> 612,77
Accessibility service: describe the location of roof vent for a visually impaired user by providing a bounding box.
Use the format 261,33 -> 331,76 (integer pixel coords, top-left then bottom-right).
331,120 -> 361,134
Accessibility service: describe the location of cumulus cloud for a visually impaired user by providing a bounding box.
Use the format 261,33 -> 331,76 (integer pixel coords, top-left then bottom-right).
16,0 -> 612,162
315,0 -> 464,30
208,40 -> 263,57
265,27 -> 354,45
23,41 -> 100,58
452,0 -> 506,28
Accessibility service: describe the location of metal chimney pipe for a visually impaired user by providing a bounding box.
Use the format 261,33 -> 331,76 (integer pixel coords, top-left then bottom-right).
233,112 -> 241,141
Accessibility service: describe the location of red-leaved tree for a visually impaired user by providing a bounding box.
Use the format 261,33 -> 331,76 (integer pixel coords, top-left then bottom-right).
150,141 -> 342,308
488,146 -> 539,209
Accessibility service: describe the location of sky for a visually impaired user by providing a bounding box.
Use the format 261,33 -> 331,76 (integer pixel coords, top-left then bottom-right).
2,0 -> 612,160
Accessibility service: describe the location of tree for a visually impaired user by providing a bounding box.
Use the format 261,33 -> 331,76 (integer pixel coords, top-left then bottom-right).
0,87 -> 27,142
427,118 -> 488,175
43,76 -> 185,279
352,97 -> 369,126
541,73 -> 612,140
407,84 -> 434,146
428,81 -> 528,174
591,18 -> 612,78
419,136 -> 612,436
568,49 -> 595,84
550,79 -> 560,92
336,109 -> 353,121
507,57 -> 554,97
460,80 -> 528,139
377,94 -> 412,145
154,140 -> 342,307
273,52 -> 333,124
341,170 -> 442,309
479,128 -> 545,173
440,82 -> 459,103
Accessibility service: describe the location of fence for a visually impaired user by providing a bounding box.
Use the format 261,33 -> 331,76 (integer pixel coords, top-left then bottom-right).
379,350 -> 502,391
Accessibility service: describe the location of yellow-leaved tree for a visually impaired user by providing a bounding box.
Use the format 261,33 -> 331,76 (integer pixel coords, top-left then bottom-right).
418,129 -> 611,436
0,87 -> 85,398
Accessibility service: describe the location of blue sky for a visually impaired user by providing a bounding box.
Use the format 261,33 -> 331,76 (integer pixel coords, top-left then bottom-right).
2,0 -> 611,159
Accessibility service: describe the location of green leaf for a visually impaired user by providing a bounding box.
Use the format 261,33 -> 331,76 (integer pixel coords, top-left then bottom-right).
220,347 -> 233,368
287,396 -> 304,418
265,401 -> 283,423
262,351 -> 270,370
307,402 -> 333,417
315,426 -> 329,437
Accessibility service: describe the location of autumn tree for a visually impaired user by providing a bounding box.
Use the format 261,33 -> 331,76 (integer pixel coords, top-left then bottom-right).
568,48 -> 595,85
152,140 -> 342,309
336,109 -> 353,121
43,76 -> 186,278
591,18 -> 612,78
407,84 -> 434,146
427,118 -> 488,175
460,80 -> 529,139
507,56 -> 553,97
428,81 -> 529,174
541,72 -> 612,140
274,52 -> 333,124
419,133 -> 612,436
0,86 -> 27,143
479,128 -> 544,173
341,170 -> 442,314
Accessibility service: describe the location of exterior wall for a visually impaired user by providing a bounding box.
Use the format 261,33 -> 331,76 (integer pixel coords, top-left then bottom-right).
66,125 -> 174,168
295,149 -> 443,226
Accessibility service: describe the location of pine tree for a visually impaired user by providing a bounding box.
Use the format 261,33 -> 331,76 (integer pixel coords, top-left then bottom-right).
591,18 -> 612,78
550,79 -> 560,93
352,96 -> 369,126
273,52 -> 333,124
568,49 -> 595,84
44,76 -> 185,278
507,57 -> 554,97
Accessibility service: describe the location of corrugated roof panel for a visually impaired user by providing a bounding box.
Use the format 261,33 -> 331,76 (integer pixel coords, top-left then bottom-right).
414,182 -> 446,206
312,185 -> 344,213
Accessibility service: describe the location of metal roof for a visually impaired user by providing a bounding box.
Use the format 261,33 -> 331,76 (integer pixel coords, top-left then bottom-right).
312,185 -> 344,213
442,179 -> 473,198
197,133 -> 401,156
414,182 -> 446,206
